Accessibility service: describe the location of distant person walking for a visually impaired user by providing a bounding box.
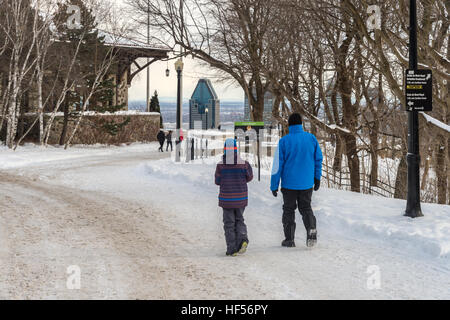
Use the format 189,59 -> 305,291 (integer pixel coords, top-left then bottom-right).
157,130 -> 166,152
270,113 -> 323,248
215,139 -> 253,256
166,131 -> 173,152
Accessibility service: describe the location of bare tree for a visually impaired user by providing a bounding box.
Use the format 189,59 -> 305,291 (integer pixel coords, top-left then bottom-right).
0,0 -> 40,148
0,0 -> 12,135
128,0 -> 276,121
342,0 -> 449,202
64,1 -> 128,148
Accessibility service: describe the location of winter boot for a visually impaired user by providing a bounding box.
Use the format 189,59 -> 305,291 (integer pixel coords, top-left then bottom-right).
281,239 -> 296,247
306,229 -> 317,248
282,223 -> 296,247
238,240 -> 248,254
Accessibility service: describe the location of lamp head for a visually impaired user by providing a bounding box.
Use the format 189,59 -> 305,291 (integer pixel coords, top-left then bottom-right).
175,58 -> 184,71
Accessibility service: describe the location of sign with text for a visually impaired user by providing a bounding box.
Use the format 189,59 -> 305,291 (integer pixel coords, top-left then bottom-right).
405,69 -> 432,111
234,122 -> 265,134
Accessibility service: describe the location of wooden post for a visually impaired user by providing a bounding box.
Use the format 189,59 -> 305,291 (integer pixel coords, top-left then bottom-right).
361,149 -> 366,194
323,141 -> 330,188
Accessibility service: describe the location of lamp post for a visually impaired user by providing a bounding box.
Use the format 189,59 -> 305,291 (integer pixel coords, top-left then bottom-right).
146,0 -> 150,112
405,0 -> 423,218
205,107 -> 209,130
175,58 -> 184,162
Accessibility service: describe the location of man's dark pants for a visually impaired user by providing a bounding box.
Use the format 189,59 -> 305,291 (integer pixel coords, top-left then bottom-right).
281,188 -> 316,241
166,141 -> 173,151
223,208 -> 248,253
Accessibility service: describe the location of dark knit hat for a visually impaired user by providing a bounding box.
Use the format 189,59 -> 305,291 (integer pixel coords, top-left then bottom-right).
288,113 -> 302,126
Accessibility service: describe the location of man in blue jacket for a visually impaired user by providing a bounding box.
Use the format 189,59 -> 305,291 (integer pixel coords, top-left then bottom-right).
270,113 -> 323,248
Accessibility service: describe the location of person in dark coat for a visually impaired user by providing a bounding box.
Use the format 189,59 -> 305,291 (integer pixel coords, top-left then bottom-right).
166,131 -> 173,151
215,138 -> 253,256
270,113 -> 323,248
157,130 -> 166,152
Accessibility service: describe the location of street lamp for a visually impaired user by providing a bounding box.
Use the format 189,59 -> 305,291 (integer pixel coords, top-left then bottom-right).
175,58 -> 184,162
205,107 -> 209,130
405,0 -> 423,218
146,0 -> 150,113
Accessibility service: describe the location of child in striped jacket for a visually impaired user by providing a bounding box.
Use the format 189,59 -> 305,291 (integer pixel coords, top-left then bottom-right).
215,139 -> 253,256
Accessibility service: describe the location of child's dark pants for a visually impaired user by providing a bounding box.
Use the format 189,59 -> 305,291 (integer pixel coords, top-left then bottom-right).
223,208 -> 248,253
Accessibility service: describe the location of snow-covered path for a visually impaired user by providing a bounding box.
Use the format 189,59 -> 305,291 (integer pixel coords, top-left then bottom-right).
0,144 -> 449,299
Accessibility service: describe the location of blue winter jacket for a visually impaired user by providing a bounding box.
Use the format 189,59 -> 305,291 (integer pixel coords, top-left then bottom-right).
270,125 -> 323,191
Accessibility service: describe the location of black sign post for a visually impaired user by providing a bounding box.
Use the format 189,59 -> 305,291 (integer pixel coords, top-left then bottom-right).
405,69 -> 433,112
404,0 -> 424,218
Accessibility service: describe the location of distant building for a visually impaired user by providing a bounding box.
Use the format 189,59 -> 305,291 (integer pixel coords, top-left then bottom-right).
244,90 -> 276,126
189,79 -> 220,130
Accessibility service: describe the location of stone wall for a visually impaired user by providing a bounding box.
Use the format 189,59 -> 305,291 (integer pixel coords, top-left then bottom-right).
7,113 -> 161,145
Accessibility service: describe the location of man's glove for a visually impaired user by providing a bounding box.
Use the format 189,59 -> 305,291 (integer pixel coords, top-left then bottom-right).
272,190 -> 278,197
314,179 -> 320,191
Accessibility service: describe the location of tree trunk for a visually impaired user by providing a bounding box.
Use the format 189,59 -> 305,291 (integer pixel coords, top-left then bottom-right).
436,134 -> 447,204
252,96 -> 265,122
448,135 -> 450,205
17,114 -> 24,142
59,101 -> 69,146
37,65 -> 44,144
421,147 -> 432,191
6,56 -> 20,148
333,133 -> 343,172
338,66 -> 360,192
394,154 -> 408,199
344,133 -> 360,193
310,123 -> 317,136
370,72 -> 383,186
369,125 -> 379,186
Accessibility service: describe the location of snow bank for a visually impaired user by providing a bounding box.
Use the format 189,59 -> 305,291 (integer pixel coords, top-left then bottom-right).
24,111 -> 161,117
3,144 -> 448,299
2,144 -> 449,260
421,112 -> 450,133
0,142 -> 158,169
141,157 -> 450,260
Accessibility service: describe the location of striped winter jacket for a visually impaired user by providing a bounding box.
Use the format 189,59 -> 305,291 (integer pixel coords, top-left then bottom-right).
215,154 -> 253,209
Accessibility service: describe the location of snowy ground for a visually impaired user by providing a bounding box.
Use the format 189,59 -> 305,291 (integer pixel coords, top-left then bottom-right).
0,143 -> 449,299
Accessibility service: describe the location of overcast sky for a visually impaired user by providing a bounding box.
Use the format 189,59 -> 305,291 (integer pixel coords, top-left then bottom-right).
128,56 -> 244,102
111,0 -> 244,103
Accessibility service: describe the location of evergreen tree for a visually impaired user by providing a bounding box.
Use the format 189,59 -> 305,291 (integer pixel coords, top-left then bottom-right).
54,0 -> 123,113
53,0 -> 127,144
149,90 -> 163,128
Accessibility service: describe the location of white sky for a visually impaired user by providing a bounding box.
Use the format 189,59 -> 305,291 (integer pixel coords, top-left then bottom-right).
128,55 -> 244,102
112,0 -> 244,102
